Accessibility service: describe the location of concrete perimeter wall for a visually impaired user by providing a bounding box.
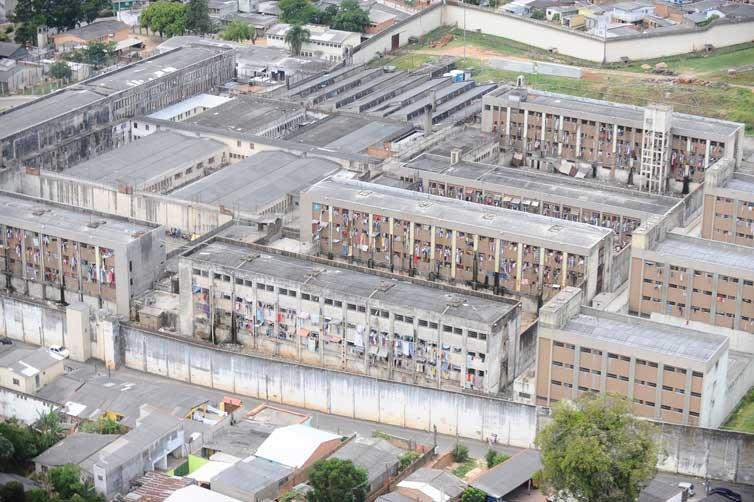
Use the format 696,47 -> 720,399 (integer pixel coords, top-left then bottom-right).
120,326 -> 538,448
353,2 -> 754,64
1,293 -> 753,484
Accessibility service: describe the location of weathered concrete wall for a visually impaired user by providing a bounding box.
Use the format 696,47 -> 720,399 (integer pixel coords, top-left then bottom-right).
656,423 -> 754,485
354,2 -> 754,64
0,386 -> 59,424
121,326 -> 538,448
489,58 -> 582,78
0,295 -> 67,347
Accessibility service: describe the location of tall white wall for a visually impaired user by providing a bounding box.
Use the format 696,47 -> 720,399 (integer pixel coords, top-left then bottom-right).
354,2 -> 754,64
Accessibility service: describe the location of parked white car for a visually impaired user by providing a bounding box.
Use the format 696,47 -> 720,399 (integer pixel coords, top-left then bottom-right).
48,345 -> 70,359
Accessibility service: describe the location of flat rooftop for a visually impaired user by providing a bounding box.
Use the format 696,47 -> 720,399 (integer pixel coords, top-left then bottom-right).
724,172 -> 754,194
0,191 -> 157,246
564,309 -> 727,362
58,132 -> 226,188
285,114 -> 407,153
652,234 -> 754,273
148,94 -> 232,120
404,153 -> 678,216
0,46 -> 226,139
186,95 -> 305,134
169,150 -> 340,213
185,239 -> 518,325
489,87 -> 743,138
305,177 -> 612,253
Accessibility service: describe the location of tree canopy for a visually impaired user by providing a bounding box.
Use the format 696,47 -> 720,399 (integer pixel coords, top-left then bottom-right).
140,1 -> 187,38
535,395 -> 659,502
284,24 -> 310,57
279,0 -> 317,25
331,0 -> 369,33
306,458 -> 369,502
12,0 -> 110,45
64,41 -> 116,69
185,0 -> 212,34
220,20 -> 255,42
461,487 -> 486,502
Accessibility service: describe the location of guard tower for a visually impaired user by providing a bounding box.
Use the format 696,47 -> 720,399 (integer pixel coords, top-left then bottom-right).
640,104 -> 673,194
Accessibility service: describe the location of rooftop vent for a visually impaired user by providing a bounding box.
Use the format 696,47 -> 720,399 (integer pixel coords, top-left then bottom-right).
482,213 -> 495,221
32,209 -> 49,217
548,225 -> 563,233
357,190 -> 373,197
418,200 -> 432,208
446,295 -> 464,308
86,221 -> 107,229
376,280 -> 394,292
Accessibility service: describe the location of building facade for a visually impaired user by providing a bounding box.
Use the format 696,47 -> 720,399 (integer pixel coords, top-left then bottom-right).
480,85 -> 744,194
701,159 -> 754,248
628,227 -> 754,337
390,152 -> 681,251
178,238 -> 522,394
301,176 -> 615,304
266,24 -> 361,61
536,287 -> 729,427
0,191 -> 165,316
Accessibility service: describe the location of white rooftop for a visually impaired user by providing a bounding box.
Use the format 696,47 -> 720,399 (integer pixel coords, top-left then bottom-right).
255,424 -> 341,468
165,485 -> 241,502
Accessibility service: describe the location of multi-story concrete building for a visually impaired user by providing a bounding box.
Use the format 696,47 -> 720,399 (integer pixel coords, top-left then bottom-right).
0,46 -> 234,170
301,176 -> 615,304
536,287 -> 730,427
628,225 -> 754,340
0,191 -> 165,316
178,237 -> 522,394
701,159 -> 754,248
390,152 -> 682,250
266,24 -> 361,62
480,85 -> 744,194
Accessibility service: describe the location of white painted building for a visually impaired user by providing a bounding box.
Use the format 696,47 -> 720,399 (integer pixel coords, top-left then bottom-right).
266,24 -> 361,61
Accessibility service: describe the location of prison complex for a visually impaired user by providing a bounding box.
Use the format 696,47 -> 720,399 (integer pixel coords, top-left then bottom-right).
179,238 -> 522,394
481,86 -> 745,194
0,46 -> 234,170
301,176 -> 615,304
0,191 -> 165,316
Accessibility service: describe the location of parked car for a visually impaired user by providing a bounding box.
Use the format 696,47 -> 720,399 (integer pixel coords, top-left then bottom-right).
0,337 -> 12,345
708,488 -> 742,502
678,482 -> 695,497
48,345 -> 70,359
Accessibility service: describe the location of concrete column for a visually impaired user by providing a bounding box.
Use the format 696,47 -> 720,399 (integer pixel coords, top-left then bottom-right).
612,124 -> 618,153
682,369 -> 693,425
572,344 -> 580,401
655,365 -> 664,421
461,328 -> 469,391
450,230 -> 457,279
494,238 -> 501,274
388,217 -> 394,270
558,115 -> 564,156
505,107 -> 511,140
538,248 -> 545,287
575,125 -> 582,157
515,243 -> 523,291
101,316 -> 121,370
522,110 -> 529,144
95,246 -> 102,305
409,223 -> 415,273
561,253 -> 568,288
600,351 -> 608,393
65,302 -> 91,362
685,268 -> 693,322
704,139 -> 711,169
660,263 -> 670,314
473,234 -> 479,285
328,206 -> 334,254
430,225 -> 436,277
627,357 -> 636,401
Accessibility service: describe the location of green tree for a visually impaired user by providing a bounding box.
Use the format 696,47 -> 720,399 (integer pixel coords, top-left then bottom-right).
331,0 -> 369,32
140,1 -> 187,37
0,481 -> 25,502
220,20 -> 255,42
485,449 -> 509,469
398,451 -> 420,471
11,0 -> 39,45
279,0 -> 316,25
65,41 -> 116,68
461,487 -> 486,502
531,10 -> 545,19
185,0 -> 212,34
50,61 -> 73,80
535,395 -> 659,502
0,436 -> 14,470
82,0 -> 109,23
451,443 -> 469,463
306,458 -> 368,502
34,409 -> 64,451
284,24 -> 310,56
312,4 -> 338,25
0,419 -> 41,471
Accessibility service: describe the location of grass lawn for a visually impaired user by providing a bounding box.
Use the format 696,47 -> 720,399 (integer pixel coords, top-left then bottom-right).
452,458 -> 478,478
723,387 -> 754,433
380,52 -> 754,134
620,42 -> 754,76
